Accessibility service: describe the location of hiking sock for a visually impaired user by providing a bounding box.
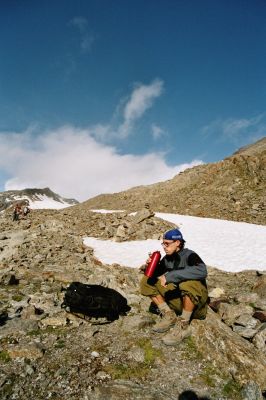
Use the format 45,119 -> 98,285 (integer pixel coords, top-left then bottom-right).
158,302 -> 171,315
181,309 -> 193,322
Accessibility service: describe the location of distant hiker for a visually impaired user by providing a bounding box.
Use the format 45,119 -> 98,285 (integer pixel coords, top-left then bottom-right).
140,228 -> 208,346
13,204 -> 21,221
22,205 -> 30,217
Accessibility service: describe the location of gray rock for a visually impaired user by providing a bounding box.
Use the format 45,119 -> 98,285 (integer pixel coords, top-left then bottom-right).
208,287 -> 225,298
7,342 -> 44,360
218,303 -> 254,326
252,328 -> 266,352
235,314 -> 259,329
0,318 -> 39,339
133,208 -> 155,224
233,325 -> 258,339
122,315 -> 155,331
241,381 -> 263,400
91,380 -> 176,400
235,292 -> 259,304
128,346 -> 145,362
115,225 -> 127,238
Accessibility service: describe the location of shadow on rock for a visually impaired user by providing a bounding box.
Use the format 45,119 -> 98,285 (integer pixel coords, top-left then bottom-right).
178,390 -> 210,400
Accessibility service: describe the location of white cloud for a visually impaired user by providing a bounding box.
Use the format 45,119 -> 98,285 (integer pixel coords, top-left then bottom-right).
1,126 -> 202,201
70,16 -> 94,53
87,79 -> 164,142
118,79 -> 164,138
202,114 -> 266,144
71,17 -> 88,31
222,115 -> 264,140
151,123 -> 166,140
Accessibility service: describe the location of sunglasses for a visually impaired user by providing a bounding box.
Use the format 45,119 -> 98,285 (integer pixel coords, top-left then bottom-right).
161,241 -> 177,247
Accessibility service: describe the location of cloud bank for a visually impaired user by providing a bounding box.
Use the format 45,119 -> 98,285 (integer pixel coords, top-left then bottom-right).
0,126 -> 201,201
0,79 -> 202,201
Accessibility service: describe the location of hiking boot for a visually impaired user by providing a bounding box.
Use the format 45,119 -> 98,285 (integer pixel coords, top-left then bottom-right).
162,317 -> 192,346
151,309 -> 177,333
148,301 -> 161,315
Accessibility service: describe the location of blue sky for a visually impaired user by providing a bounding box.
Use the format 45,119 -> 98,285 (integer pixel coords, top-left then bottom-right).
0,0 -> 265,200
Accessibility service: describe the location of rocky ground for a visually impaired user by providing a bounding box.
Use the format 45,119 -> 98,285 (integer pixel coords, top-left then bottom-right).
0,208 -> 265,400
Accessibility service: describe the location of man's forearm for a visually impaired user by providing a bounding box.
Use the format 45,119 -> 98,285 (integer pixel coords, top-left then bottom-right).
165,263 -> 207,284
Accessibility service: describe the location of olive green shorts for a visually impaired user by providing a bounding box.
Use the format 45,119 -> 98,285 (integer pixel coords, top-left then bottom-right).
140,275 -> 208,320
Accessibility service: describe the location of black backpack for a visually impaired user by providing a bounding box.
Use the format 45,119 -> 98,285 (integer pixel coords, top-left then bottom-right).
61,282 -> 131,322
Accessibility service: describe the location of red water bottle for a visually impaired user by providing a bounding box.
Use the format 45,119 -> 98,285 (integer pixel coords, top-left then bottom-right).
144,251 -> 161,278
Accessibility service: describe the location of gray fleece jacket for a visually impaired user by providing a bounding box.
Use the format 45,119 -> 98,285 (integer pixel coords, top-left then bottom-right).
160,248 -> 207,285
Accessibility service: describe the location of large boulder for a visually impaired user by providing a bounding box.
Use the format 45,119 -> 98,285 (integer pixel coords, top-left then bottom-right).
191,310 -> 266,389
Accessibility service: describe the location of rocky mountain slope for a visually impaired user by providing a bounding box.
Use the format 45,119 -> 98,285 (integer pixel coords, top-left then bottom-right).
0,187 -> 79,212
0,206 -> 265,399
84,137 -> 266,225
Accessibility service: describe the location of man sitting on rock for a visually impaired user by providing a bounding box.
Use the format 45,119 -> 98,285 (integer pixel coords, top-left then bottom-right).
140,228 -> 208,346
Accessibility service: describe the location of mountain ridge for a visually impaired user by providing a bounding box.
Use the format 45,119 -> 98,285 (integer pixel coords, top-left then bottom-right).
83,137 -> 266,225
0,187 -> 79,212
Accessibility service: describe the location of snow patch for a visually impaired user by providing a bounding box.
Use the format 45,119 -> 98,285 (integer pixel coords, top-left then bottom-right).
84,212 -> 266,272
